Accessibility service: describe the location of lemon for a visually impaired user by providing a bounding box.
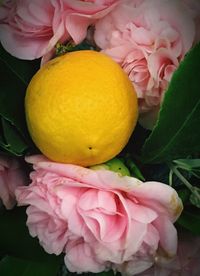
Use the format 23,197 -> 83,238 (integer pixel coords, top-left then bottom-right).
25,50 -> 138,166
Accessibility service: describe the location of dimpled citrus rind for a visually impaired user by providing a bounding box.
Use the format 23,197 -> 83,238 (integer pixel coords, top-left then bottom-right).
25,50 -> 138,166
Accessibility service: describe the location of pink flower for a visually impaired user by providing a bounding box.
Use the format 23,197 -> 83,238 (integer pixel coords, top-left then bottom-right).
62,0 -> 119,44
0,0 -> 64,60
16,155 -> 183,275
94,0 -> 196,116
0,155 -> 27,209
0,0 -> 118,61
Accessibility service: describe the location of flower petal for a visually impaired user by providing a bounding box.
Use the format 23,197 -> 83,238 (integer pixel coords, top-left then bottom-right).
65,241 -> 105,273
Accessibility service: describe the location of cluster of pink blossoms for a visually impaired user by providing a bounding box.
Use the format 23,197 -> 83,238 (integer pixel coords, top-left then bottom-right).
0,0 -> 199,118
0,153 -> 199,275
0,0 -> 200,274
0,0 -> 119,62
15,155 -> 183,275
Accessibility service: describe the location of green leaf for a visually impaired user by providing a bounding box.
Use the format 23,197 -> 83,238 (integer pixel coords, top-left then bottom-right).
141,43 -> 200,164
1,118 -> 28,155
190,187 -> 200,208
0,44 -> 39,155
173,159 -> 200,170
0,61 -> 26,133
0,44 -> 39,86
177,188 -> 190,204
177,210 -> 200,234
172,159 -> 200,178
0,207 -> 60,263
0,256 -> 60,276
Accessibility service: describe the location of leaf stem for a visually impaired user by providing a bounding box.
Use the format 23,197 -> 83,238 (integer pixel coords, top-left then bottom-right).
169,169 -> 173,186
170,165 -> 200,201
170,165 -> 192,189
125,155 -> 145,181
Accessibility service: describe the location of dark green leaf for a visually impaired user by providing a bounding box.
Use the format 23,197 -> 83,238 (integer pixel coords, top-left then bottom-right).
177,188 -> 190,204
0,44 -> 39,85
177,210 -> 200,234
0,61 -> 26,134
1,118 -> 28,155
0,256 -> 60,276
0,207 -> 60,263
141,43 -> 200,163
190,187 -> 200,208
0,44 -> 39,155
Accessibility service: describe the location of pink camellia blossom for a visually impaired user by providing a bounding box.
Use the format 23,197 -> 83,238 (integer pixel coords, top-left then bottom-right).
0,0 -> 118,61
94,0 -> 196,118
0,0 -> 64,60
0,155 -> 27,209
62,0 -> 119,44
16,155 -> 183,275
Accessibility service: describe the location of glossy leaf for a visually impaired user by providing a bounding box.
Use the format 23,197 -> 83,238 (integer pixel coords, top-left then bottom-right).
0,44 -> 39,85
1,118 -> 28,155
0,44 -> 39,155
177,188 -> 190,204
141,43 -> 200,164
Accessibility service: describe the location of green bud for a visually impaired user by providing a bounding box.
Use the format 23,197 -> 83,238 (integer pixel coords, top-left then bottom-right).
90,158 -> 130,177
105,158 -> 131,176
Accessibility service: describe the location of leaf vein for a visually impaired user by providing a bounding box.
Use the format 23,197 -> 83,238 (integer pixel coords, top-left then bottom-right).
0,56 -> 27,85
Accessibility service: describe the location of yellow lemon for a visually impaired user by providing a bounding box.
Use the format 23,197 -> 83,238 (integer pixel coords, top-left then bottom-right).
25,50 -> 138,166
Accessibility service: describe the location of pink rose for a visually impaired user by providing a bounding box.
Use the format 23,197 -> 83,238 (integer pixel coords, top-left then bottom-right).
62,0 -> 119,45
0,0 -> 118,61
16,155 -> 183,275
94,0 -> 196,116
0,0 -> 65,60
0,155 -> 27,209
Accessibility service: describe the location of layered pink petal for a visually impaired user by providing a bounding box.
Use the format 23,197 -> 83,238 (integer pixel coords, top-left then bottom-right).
130,181 -> 183,221
0,25 -> 50,59
65,240 -> 105,273
153,216 -> 178,257
16,156 -> 183,274
27,206 -> 68,255
94,0 -> 197,125
0,155 -> 27,209
0,0 -> 119,61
